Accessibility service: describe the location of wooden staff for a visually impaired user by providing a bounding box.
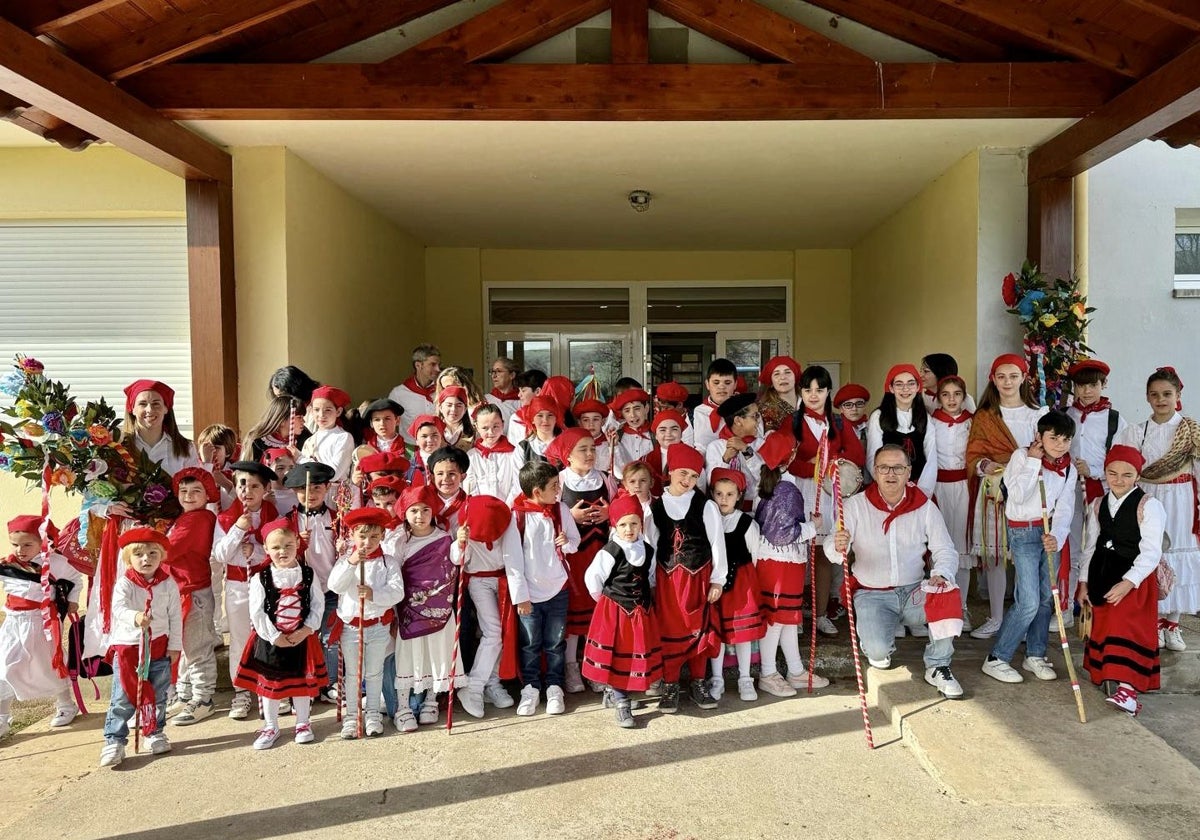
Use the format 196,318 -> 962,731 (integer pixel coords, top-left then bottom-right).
446,528 -> 469,734
1039,479 -> 1087,724
835,468 -> 874,749
357,556 -> 367,739
134,596 -> 151,753
806,431 -> 827,694
287,399 -> 297,450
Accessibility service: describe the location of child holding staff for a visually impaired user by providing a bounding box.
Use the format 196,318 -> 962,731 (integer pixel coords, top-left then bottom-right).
929,376 -> 974,626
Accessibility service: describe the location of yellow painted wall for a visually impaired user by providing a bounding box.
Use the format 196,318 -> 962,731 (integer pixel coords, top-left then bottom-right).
851,151 -> 980,400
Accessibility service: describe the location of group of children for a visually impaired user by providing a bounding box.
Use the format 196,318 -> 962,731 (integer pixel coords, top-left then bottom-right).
0,351 -> 1195,766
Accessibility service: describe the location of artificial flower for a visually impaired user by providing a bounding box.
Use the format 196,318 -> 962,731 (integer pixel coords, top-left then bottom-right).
1002,273 -> 1019,308
1071,302 -> 1086,320
89,480 -> 118,500
69,428 -> 90,447
50,466 -> 75,487
87,425 -> 112,446
0,371 -> 23,397
21,422 -> 44,439
0,454 -> 11,470
142,484 -> 170,506
41,411 -> 66,435
18,357 -> 44,375
83,459 -> 108,480
1016,291 -> 1045,319
1039,314 -> 1058,327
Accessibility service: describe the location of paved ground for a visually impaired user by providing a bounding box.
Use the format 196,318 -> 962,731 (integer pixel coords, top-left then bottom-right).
2,610 -> 1199,840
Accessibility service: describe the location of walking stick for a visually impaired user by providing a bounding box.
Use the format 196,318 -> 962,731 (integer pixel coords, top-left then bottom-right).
807,433 -> 827,694
446,494 -> 472,734
1039,479 -> 1087,724
835,468 -> 874,750
357,557 -> 367,739
134,605 -> 150,754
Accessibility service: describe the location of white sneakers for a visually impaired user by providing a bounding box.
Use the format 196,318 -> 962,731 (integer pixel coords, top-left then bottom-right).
418,700 -> 439,726
1162,624 -> 1187,652
99,742 -> 125,767
460,689 -> 486,719
970,616 -> 1003,640
708,676 -> 725,701
737,676 -> 757,702
364,712 -> 385,737
516,685 -> 540,716
483,683 -> 514,708
1106,685 -> 1142,716
0,715 -> 11,740
867,657 -> 891,670
252,728 -> 279,750
924,666 -> 964,699
563,662 -> 586,694
147,732 -> 172,755
173,699 -> 213,726
982,657 -> 1024,683
757,672 -> 797,698
394,710 -> 418,733
228,690 -> 254,720
49,706 -> 78,727
787,670 -> 830,690
1022,656 -> 1058,681
294,723 -> 315,744
816,616 -> 838,637
545,685 -> 566,715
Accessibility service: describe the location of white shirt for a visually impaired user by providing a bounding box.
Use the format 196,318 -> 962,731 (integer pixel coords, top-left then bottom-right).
212,507 -> 270,573
931,415 -> 970,471
613,428 -> 655,477
133,432 -> 200,477
504,502 -> 581,605
823,491 -> 958,588
108,574 -> 183,649
999,404 -> 1049,449
327,551 -> 405,623
1067,404 -> 1127,487
866,408 -> 937,497
1115,412 -> 1182,467
0,552 -> 82,606
691,403 -> 723,454
1079,491 -> 1166,587
299,426 -> 354,483
249,565 -> 324,644
388,382 -> 436,444
466,446 -> 526,503
584,537 -> 655,599
643,490 -> 729,587
705,436 -> 765,504
296,506 -> 337,592
506,413 -> 530,447
451,518 -> 523,574
1003,448 -> 1075,546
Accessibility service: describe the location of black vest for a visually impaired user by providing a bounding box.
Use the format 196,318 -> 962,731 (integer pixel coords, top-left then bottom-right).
561,479 -> 610,549
722,514 -> 754,592
650,492 -> 711,573
882,427 -> 926,480
1087,488 -> 1145,604
257,563 -> 315,625
602,541 -> 655,611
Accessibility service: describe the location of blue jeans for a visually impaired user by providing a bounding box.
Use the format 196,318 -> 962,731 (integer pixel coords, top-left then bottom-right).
320,591 -> 339,691
517,589 -> 568,689
104,655 -> 171,744
992,525 -> 1055,662
381,654 -> 425,716
854,582 -> 954,668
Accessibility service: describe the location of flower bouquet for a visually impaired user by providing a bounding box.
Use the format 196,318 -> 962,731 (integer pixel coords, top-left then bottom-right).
1002,261 -> 1095,408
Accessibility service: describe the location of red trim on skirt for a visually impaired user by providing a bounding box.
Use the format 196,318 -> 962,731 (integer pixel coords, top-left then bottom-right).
717,563 -> 766,643
233,632 -> 328,700
582,596 -> 664,691
653,562 -> 720,682
1084,577 -> 1161,693
757,558 -> 806,625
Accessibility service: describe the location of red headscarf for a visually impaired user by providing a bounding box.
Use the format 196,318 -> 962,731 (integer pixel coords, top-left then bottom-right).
124,380 -> 174,413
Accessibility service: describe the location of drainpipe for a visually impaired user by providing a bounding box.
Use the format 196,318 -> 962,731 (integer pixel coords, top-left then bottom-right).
1073,172 -> 1089,343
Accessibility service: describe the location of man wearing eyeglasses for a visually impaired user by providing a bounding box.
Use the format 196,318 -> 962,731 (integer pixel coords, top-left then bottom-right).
824,444 -> 965,700
484,357 -> 522,428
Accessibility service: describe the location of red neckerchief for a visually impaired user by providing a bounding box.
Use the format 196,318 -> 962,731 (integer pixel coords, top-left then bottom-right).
924,388 -> 937,399
351,547 -> 385,561
932,408 -> 973,426
591,432 -> 608,447
703,397 -> 722,432
1072,397 -> 1111,423
475,436 -> 516,456
404,375 -> 436,399
847,417 -> 868,432
621,423 -> 651,438
1042,453 -> 1072,477
803,407 -> 826,423
363,429 -> 403,453
865,482 -> 929,533
436,490 -> 468,530
216,499 -> 280,542
124,566 -> 170,592
490,388 -> 519,401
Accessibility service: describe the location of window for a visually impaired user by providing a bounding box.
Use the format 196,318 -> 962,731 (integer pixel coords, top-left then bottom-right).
646,285 -> 788,324
1175,209 -> 1200,299
489,287 -> 630,325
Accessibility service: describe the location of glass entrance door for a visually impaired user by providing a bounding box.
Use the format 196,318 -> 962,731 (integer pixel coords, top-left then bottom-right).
717,331 -> 787,387
490,332 -> 629,403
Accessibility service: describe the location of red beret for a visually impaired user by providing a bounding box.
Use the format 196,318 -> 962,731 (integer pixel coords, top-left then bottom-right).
368,476 -> 407,495
665,443 -> 704,475
990,353 -> 1029,378
1104,445 -> 1145,474
735,375 -> 748,394
545,427 -> 592,469
884,364 -> 921,394
608,493 -> 644,527
7,515 -> 58,540
436,385 -> 468,406
262,447 -> 292,465
118,527 -> 170,551
612,389 -> 652,413
407,414 -> 445,441
397,485 -> 440,516
311,386 -> 350,410
758,429 -> 798,470
260,517 -> 295,542
540,377 -> 575,411
834,383 -> 870,406
124,379 -> 174,413
758,356 -> 803,387
571,399 -> 609,419
651,409 -> 688,434
464,495 -> 514,549
360,451 -> 411,475
1067,359 -> 1110,379
655,381 -> 690,404
172,467 -> 219,504
343,507 -> 395,530
709,467 -> 746,493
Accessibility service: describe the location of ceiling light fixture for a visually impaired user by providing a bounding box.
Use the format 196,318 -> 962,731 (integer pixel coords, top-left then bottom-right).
628,190 -> 652,212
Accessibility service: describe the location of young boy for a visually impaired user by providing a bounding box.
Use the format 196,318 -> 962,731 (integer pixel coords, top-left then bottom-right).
428,447 -> 471,533
705,392 -> 767,509
611,388 -> 655,478
213,460 -> 279,719
362,398 -> 405,454
1066,358 -> 1127,628
407,415 -> 445,484
981,411 -> 1077,685
693,359 -> 739,454
100,528 -> 182,767
572,399 -> 612,474
467,403 -> 525,503
327,507 -> 405,738
508,369 -> 548,444
834,383 -> 871,450
506,461 -> 581,717
299,385 -> 355,482
368,476 -> 404,509
654,381 -> 695,446
166,468 -> 219,726
0,516 -> 82,737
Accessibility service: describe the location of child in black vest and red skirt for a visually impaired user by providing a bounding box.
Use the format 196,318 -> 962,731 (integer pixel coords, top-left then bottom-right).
234,518 -> 326,749
1079,445 -> 1167,716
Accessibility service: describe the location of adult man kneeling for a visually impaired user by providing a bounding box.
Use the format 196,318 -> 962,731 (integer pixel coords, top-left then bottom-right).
824,444 -> 964,699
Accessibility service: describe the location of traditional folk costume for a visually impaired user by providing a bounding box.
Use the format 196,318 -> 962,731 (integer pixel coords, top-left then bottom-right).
166,469 -> 219,710
572,399 -> 614,475
788,406 -> 866,538
757,356 -> 801,434
389,375 -> 437,446
0,517 -> 82,733
361,399 -> 406,455
515,397 -> 561,465
834,383 -> 872,456
1080,447 -> 1166,713
704,394 -> 767,509
929,390 -> 974,610
466,432 -> 524,503
867,366 -> 938,497
611,389 -> 656,479
485,385 -> 522,431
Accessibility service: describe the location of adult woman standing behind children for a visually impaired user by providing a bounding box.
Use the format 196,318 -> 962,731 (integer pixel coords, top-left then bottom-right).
757,355 -> 802,433
242,396 -> 310,464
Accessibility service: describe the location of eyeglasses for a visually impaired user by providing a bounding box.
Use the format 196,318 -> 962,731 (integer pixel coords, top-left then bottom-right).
891,380 -> 919,390
875,465 -> 910,475
490,369 -> 510,376
841,400 -> 867,409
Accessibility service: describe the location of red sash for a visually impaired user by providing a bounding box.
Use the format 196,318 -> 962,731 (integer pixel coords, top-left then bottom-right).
111,635 -> 168,737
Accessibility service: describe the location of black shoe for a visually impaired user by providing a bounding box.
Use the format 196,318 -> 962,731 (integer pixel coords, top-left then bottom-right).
658,682 -> 679,714
615,699 -> 636,729
690,679 -> 718,710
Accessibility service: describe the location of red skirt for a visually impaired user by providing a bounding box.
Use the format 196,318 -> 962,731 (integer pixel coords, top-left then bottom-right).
233,632 -> 328,700
653,563 -> 720,681
758,558 -> 807,625
582,596 -> 664,691
566,539 -> 603,636
717,563 -> 766,643
1084,578 -> 1161,693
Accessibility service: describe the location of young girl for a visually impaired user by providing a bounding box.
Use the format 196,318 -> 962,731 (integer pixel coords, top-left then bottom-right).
197,423 -> 238,501
518,397 -> 561,464
234,519 -> 326,748
572,399 -> 612,474
930,375 -> 974,627
121,379 -> 201,476
582,493 -> 664,729
920,353 -> 977,415
967,354 -> 1049,640
757,355 -> 802,433
436,366 -> 486,413
1079,446 -> 1167,715
100,529 -> 182,767
788,365 -> 865,638
612,389 -> 656,478
299,386 -> 355,483
546,428 -> 617,693
754,431 -> 827,697
645,444 -> 728,713
867,364 -> 937,496
647,410 -> 694,495
242,395 -> 309,465
391,486 -> 463,731
466,404 -> 524,503
708,468 -> 765,702
0,516 -> 82,738
620,461 -> 656,517
262,447 -> 299,516
406,416 -> 445,485
1115,367 -> 1200,651
436,385 -> 475,451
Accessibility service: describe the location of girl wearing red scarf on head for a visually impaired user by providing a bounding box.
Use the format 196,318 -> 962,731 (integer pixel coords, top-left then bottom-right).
436,385 -> 475,451
867,364 -> 937,497
929,375 -> 975,627
1114,366 -> 1200,652
757,355 -> 802,433
966,354 -> 1049,641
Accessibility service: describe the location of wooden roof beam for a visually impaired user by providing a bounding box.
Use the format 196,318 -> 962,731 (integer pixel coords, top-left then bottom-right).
0,0 -> 127,35
0,16 -> 231,181
1030,40 -> 1200,181
1121,0 -> 1200,33
921,0 -> 1168,78
80,0 -> 319,81
611,0 -> 649,64
649,0 -> 872,64
124,61 -> 1126,120
382,0 -> 611,65
802,0 -> 1008,61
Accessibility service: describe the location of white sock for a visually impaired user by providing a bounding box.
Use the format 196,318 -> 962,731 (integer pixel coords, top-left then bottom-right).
565,634 -> 579,663
1163,611 -> 1181,625
262,698 -> 280,731
955,569 -> 971,609
54,686 -> 75,712
986,564 -> 1006,622
710,655 -> 723,683
293,697 -> 311,726
779,623 -> 805,675
760,623 -> 782,676
735,642 -> 753,679
396,688 -> 410,715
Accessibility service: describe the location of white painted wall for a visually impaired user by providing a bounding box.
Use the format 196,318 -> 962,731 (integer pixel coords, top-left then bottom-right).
1087,141 -> 1200,419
